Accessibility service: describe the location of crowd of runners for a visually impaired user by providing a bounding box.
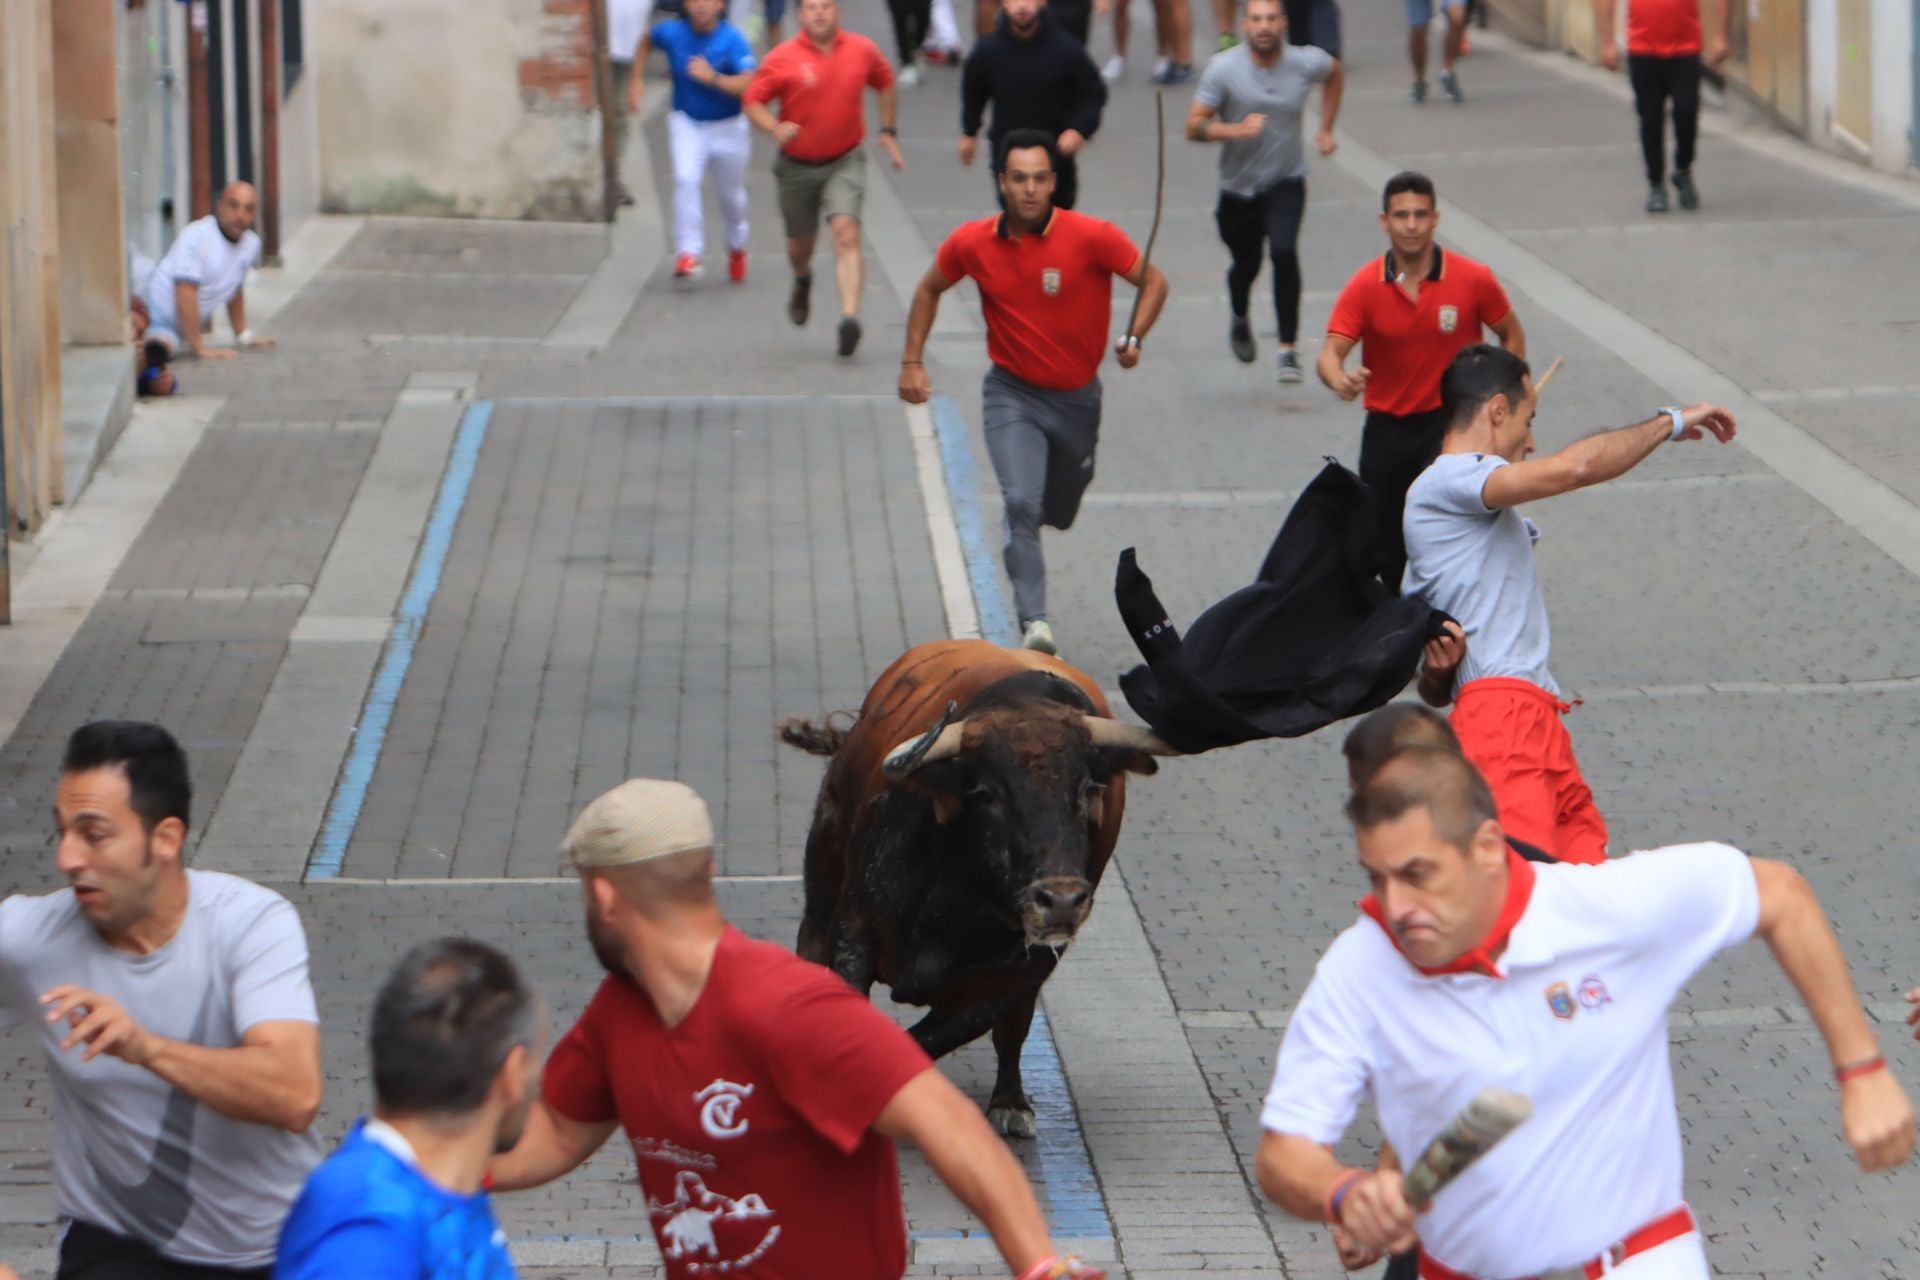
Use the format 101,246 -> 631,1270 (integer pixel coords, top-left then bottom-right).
2,0 -> 1916,1278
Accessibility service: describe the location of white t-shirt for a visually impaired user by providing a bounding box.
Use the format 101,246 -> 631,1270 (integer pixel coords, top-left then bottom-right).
1402,451 -> 1558,695
608,0 -> 649,62
142,216 -> 262,332
1261,843 -> 1761,1277
0,871 -> 324,1269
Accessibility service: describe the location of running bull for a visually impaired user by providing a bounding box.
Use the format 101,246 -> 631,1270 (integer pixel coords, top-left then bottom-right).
781,639 -> 1175,1136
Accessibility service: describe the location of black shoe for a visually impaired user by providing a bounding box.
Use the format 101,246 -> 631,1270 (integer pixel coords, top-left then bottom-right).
1644,183 -> 1669,213
1229,316 -> 1255,364
837,315 -> 862,357
789,275 -> 812,326
1672,170 -> 1700,210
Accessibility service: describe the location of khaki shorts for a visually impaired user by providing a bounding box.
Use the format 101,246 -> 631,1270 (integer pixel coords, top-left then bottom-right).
774,146 -> 867,241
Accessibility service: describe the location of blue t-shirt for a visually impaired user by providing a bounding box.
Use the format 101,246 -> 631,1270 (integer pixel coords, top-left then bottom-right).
274,1121 -> 515,1280
651,19 -> 756,121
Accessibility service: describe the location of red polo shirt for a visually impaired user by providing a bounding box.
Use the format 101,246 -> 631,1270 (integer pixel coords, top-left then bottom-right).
935,209 -> 1142,391
1326,246 -> 1512,417
744,30 -> 894,163
1626,0 -> 1702,56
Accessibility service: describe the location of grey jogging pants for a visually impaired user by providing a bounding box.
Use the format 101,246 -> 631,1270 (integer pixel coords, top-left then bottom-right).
981,365 -> 1102,627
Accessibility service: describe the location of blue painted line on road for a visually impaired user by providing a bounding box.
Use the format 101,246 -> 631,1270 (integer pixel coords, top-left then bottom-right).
926,394 -> 1112,1241
307,400 -> 495,880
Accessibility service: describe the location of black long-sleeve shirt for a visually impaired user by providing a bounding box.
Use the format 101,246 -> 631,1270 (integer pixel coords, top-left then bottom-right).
960,12 -> 1107,148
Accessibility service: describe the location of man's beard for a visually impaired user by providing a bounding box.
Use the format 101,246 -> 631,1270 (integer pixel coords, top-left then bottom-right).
587,914 -> 629,978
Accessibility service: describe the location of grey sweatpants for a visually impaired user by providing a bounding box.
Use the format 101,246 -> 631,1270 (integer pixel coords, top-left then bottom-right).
981,365 -> 1102,626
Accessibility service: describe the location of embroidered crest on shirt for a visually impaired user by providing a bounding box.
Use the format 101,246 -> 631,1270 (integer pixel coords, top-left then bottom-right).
648,1168 -> 780,1272
695,1079 -> 754,1139
1438,304 -> 1459,333
1042,268 -> 1062,295
1544,980 -> 1576,1020
1577,974 -> 1612,1011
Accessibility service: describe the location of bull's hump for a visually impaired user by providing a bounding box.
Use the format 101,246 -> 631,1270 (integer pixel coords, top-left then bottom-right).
852,641 -> 1111,767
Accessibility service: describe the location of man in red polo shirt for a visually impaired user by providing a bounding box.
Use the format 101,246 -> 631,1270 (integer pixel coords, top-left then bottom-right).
1317,170 -> 1523,591
898,129 -> 1170,655
1595,0 -> 1729,212
744,0 -> 904,359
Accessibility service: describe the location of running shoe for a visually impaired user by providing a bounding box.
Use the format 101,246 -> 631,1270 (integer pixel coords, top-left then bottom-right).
1229,316 -> 1255,364
1150,56 -> 1171,80
1672,170 -> 1700,210
1440,69 -> 1463,101
898,62 -> 923,87
1021,619 -> 1058,655
1277,349 -> 1303,383
729,249 -> 748,283
1411,79 -> 1428,102
1102,55 -> 1126,80
1151,61 -> 1193,84
838,315 -> 862,357
789,274 -> 812,325
1644,183 -> 1669,213
921,44 -> 959,64
674,253 -> 703,279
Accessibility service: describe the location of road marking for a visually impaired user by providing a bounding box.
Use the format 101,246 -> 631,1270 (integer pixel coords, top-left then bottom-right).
906,403 -> 983,640
306,402 -> 494,880
545,92 -> 669,348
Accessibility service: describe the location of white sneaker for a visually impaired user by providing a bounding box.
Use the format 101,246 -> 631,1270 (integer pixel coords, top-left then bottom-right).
1021,619 -> 1058,655
1102,55 -> 1126,80
897,62 -> 923,87
1150,56 -> 1170,80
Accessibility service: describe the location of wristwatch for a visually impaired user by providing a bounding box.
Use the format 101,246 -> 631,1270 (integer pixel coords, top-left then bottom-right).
879,126 -> 899,137
1656,405 -> 1685,441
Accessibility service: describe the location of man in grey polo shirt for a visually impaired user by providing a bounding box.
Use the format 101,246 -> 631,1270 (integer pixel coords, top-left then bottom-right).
1186,0 -> 1341,384
0,721 -> 323,1278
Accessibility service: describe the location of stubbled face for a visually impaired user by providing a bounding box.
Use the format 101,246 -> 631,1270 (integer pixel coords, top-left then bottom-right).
800,0 -> 838,42
582,882 -> 630,978
686,0 -> 724,30
216,185 -> 258,242
1005,0 -> 1044,34
1379,191 -> 1438,264
55,768 -> 181,939
1355,806 -> 1506,969
1244,0 -> 1285,54
1491,377 -> 1539,462
924,707 -> 1108,948
999,147 -> 1056,227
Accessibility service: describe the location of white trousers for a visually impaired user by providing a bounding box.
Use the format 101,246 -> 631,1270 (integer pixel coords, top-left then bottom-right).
927,0 -> 961,49
668,111 -> 751,258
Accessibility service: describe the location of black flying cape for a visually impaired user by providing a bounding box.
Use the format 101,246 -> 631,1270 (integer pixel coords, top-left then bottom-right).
1114,460 -> 1452,753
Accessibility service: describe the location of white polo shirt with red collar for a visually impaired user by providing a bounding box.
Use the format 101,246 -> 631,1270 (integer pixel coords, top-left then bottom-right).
1262,842 -> 1761,1278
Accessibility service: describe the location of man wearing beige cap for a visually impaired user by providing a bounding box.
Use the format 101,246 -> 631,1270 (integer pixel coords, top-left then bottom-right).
487,778 -> 1104,1280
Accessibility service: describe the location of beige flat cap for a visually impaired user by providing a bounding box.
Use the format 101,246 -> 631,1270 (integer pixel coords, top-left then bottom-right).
564,779 -> 714,869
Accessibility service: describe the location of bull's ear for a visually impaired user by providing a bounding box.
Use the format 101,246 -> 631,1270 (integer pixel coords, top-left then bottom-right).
930,792 -> 964,825
1096,748 -> 1159,778
902,759 -> 969,824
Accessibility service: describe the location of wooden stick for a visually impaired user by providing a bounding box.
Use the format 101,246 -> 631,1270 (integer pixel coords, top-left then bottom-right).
1533,356 -> 1564,396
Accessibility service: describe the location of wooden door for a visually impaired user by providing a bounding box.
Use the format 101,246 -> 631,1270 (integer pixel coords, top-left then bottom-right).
1834,0 -> 1873,146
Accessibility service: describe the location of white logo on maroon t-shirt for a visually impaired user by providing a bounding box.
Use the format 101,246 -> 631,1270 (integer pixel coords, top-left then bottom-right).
696,1078 -> 755,1139
649,1169 -> 780,1270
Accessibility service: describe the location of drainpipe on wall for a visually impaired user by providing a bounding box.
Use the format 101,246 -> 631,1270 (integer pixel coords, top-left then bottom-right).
591,0 -> 616,223
259,0 -> 280,260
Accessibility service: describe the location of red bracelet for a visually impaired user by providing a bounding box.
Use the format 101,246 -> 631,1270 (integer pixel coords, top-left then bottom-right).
1323,1169 -> 1368,1225
1016,1256 -> 1060,1280
1835,1055 -> 1887,1083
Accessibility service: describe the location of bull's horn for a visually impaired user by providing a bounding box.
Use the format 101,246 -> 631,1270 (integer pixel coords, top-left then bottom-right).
883,701 -> 967,778
1083,716 -> 1180,756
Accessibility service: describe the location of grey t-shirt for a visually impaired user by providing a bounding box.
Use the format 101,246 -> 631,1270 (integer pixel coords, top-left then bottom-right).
1402,452 -> 1559,696
1194,42 -> 1335,196
0,870 -> 323,1268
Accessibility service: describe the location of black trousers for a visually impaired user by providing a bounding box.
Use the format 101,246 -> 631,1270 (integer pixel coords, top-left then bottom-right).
1384,1248 -> 1421,1280
58,1222 -> 269,1280
887,0 -> 934,63
993,152 -> 1079,210
1358,406 -> 1449,592
1215,177 -> 1307,344
1627,52 -> 1701,185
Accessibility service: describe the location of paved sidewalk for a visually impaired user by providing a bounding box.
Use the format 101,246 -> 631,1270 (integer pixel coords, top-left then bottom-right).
4,0 -> 1920,1275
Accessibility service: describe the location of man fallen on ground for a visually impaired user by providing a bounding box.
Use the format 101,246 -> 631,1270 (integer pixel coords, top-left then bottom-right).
486,778 -> 1105,1280
0,721 -> 323,1279
275,938 -> 542,1279
139,182 -> 277,362
1258,746 -> 1914,1279
1404,344 -> 1733,864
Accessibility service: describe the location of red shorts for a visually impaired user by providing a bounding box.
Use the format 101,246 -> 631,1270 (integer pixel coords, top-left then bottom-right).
1449,677 -> 1608,865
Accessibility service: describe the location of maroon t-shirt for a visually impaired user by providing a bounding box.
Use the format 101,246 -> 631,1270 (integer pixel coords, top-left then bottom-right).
542,927 -> 933,1278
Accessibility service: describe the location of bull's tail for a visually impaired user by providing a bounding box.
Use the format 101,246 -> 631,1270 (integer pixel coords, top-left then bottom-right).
778,712 -> 858,756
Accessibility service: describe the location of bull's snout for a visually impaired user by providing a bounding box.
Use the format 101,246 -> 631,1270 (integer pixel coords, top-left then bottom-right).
1024,876 -> 1093,945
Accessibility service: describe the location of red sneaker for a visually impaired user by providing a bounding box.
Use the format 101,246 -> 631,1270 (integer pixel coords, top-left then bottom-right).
728,250 -> 748,283
673,253 -> 703,279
